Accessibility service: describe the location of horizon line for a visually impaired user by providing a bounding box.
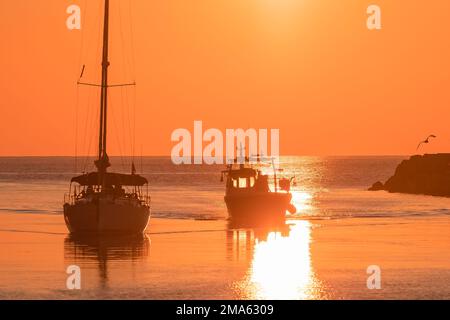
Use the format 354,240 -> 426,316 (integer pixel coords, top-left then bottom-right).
0,154 -> 416,158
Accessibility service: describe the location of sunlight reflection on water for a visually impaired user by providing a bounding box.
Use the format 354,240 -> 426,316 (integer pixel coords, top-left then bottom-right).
233,220 -> 326,299
291,191 -> 314,215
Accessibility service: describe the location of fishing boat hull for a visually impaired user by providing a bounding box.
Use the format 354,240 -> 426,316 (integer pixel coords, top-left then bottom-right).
63,199 -> 150,234
224,192 -> 295,226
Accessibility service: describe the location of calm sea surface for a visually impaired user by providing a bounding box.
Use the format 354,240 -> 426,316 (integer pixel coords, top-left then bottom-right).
0,156 -> 449,299
1,156 -> 450,219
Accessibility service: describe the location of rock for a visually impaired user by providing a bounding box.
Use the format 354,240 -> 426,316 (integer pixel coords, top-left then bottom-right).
368,181 -> 384,191
369,153 -> 450,197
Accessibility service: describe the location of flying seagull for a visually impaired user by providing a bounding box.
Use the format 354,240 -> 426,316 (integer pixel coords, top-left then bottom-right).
416,134 -> 437,150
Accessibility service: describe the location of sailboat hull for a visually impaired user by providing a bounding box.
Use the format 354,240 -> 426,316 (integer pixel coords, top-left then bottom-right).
63,199 -> 150,234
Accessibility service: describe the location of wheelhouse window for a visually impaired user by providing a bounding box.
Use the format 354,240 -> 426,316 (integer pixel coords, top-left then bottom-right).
231,176 -> 254,188
239,178 -> 247,188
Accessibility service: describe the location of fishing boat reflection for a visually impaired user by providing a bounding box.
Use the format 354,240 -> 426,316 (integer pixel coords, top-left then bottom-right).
227,222 -> 289,262
64,234 -> 150,288
228,220 -> 325,299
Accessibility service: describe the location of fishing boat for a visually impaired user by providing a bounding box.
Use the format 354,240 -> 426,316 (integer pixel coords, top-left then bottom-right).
63,0 -> 150,234
221,149 -> 296,226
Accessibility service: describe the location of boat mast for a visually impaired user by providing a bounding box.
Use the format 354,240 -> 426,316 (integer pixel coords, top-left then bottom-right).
96,0 -> 111,175
271,158 -> 278,192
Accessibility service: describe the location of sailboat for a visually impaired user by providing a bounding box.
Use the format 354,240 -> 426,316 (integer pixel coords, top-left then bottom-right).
63,0 -> 150,234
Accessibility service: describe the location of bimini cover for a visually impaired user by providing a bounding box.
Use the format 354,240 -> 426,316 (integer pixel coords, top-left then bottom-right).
71,172 -> 148,186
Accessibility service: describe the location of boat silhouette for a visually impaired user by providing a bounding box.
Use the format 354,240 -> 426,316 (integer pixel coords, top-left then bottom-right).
221,148 -> 296,226
63,0 -> 150,234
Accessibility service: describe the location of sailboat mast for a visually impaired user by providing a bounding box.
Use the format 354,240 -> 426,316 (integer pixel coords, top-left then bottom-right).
98,0 -> 110,166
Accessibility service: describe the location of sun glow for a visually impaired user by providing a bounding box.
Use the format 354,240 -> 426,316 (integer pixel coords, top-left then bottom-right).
291,191 -> 314,215
259,0 -> 305,12
237,221 -> 323,299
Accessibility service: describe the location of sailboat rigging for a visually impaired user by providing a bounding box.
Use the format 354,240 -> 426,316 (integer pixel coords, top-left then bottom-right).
64,0 -> 151,234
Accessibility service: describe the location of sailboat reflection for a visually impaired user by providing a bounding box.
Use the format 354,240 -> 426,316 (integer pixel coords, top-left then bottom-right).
64,234 -> 150,288
229,220 -> 325,299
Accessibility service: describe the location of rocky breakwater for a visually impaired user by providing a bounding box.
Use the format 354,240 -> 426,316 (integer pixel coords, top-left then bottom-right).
369,153 -> 450,197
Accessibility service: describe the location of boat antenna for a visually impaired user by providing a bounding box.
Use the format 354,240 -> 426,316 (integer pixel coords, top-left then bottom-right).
271,157 -> 278,192
79,65 -> 85,79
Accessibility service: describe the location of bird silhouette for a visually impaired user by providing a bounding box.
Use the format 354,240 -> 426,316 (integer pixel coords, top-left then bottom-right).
416,134 -> 437,150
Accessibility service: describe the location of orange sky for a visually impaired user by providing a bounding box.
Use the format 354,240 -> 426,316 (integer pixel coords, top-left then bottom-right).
1,0 -> 449,156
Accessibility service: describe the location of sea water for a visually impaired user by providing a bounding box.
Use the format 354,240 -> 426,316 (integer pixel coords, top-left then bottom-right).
0,156 -> 449,299
0,156 -> 449,220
